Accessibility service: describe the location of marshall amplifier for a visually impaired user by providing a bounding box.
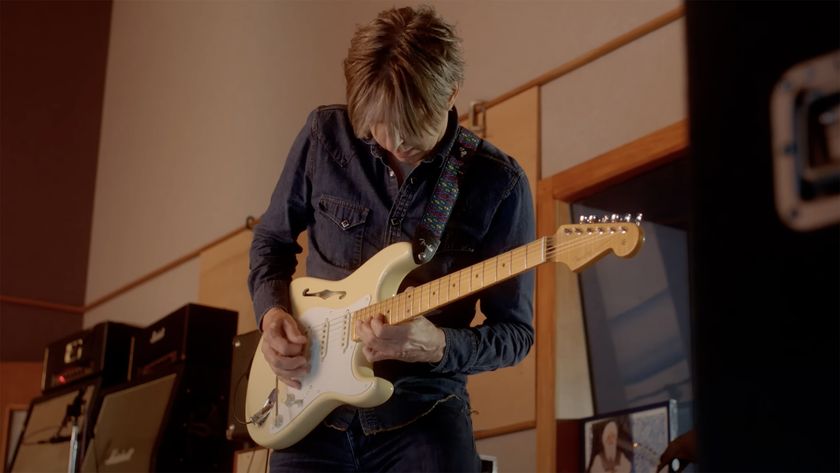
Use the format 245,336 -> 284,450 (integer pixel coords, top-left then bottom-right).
10,379 -> 101,473
42,321 -> 140,393
226,330 -> 261,444
81,366 -> 234,472
132,303 -> 237,380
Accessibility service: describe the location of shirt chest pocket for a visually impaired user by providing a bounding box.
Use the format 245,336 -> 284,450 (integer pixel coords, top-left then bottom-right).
312,195 -> 369,270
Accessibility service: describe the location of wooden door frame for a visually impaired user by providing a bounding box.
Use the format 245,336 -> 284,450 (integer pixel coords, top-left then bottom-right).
535,120 -> 688,473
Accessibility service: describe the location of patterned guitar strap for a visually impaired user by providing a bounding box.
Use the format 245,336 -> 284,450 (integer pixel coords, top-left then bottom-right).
412,126 -> 481,264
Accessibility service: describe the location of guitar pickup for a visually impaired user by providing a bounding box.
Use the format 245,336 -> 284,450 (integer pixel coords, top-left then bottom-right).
249,388 -> 278,426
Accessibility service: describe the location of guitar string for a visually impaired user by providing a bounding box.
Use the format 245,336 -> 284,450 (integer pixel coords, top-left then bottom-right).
295,227 -> 637,338
303,228 -> 636,338
308,230 -> 634,339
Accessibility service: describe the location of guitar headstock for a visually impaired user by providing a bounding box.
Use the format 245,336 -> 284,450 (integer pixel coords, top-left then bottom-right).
551,213 -> 645,272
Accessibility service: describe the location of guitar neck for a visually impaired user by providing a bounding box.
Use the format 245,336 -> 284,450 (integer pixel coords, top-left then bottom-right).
352,237 -> 548,327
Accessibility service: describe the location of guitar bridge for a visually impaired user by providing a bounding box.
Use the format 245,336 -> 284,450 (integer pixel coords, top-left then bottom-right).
249,388 -> 278,426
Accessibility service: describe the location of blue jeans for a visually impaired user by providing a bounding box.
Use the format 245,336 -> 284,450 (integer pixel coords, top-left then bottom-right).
269,397 -> 481,472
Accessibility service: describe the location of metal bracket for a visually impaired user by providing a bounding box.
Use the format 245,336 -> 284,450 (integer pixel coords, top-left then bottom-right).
468,100 -> 486,137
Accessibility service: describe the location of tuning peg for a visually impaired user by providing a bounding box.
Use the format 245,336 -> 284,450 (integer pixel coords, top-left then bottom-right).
600,215 -> 610,223
635,213 -> 644,225
623,213 -> 632,222
610,213 -> 620,223
588,215 -> 596,223
579,215 -> 586,224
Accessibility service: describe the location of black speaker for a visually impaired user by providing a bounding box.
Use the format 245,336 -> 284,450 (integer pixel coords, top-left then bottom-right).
226,330 -> 261,444
78,303 -> 238,471
42,321 -> 140,393
10,379 -> 101,473
686,2 -> 839,471
132,303 -> 237,380
81,366 -> 234,472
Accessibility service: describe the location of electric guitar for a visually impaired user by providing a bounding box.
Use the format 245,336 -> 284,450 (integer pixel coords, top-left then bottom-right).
245,214 -> 645,449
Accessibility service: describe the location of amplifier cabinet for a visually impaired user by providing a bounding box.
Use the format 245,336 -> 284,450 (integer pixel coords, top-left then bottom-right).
42,322 -> 139,393
10,380 -> 101,473
132,303 -> 237,380
81,366 -> 234,472
226,330 -> 261,444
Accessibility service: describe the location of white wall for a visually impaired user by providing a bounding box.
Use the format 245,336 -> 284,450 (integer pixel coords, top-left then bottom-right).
541,19 -> 687,177
85,0 -> 681,327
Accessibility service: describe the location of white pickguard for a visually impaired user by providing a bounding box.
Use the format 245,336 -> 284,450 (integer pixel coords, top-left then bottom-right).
266,295 -> 371,434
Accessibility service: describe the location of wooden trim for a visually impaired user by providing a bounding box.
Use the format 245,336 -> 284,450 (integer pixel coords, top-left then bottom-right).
474,420 -> 536,440
460,6 -> 685,122
0,295 -> 84,314
547,120 -> 688,202
535,180 -> 558,473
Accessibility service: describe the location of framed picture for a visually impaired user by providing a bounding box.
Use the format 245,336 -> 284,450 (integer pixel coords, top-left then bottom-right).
581,399 -> 677,473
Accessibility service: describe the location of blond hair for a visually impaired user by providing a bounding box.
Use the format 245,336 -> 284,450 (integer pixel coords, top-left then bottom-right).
344,5 -> 464,141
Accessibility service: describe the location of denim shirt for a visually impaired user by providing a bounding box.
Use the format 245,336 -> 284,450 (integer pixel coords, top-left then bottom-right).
248,105 -> 535,435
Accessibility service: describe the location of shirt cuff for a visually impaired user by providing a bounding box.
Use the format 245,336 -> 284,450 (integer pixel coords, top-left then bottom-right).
430,327 -> 478,374
253,279 -> 291,331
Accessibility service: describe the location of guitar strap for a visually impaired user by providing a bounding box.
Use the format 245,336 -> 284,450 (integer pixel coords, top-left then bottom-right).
412,126 -> 481,264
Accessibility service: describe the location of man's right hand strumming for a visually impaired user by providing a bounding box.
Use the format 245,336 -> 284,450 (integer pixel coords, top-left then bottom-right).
260,307 -> 310,389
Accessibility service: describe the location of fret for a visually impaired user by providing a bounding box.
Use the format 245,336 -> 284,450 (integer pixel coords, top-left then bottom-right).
398,293 -> 406,323
411,287 -> 421,316
420,284 -> 430,313
459,267 -> 471,295
471,262 -> 484,290
441,274 -> 451,305
450,272 -> 461,301
498,250 -> 512,279
511,246 -> 526,273
526,240 -> 544,268
484,257 -> 498,286
386,299 -> 395,324
404,291 -> 411,320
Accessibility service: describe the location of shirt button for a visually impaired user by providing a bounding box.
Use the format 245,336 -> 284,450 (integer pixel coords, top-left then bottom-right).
388,170 -> 395,177
340,220 -> 350,229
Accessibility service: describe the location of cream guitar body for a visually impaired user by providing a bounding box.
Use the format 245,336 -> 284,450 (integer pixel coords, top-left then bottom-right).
246,242 -> 418,450
246,215 -> 644,450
